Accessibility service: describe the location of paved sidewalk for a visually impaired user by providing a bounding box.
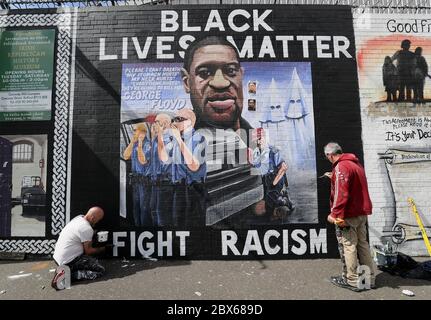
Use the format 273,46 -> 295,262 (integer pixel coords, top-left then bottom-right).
0,258 -> 430,300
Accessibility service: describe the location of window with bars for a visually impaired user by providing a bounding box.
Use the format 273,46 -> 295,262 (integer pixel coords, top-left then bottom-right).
12,141 -> 34,163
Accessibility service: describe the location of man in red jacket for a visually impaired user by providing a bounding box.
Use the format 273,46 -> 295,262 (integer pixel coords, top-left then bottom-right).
324,142 -> 376,292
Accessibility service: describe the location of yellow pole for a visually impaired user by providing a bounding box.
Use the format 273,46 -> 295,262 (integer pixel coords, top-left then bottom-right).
408,198 -> 431,257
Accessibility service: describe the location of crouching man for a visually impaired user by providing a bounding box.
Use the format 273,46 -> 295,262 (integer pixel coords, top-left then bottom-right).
51,207 -> 107,289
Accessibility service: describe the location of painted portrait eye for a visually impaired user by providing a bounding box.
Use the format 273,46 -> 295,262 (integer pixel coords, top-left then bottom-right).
270,106 -> 275,109
196,67 -> 212,79
296,99 -> 301,104
276,105 -> 281,109
289,100 -> 295,103
224,64 -> 239,77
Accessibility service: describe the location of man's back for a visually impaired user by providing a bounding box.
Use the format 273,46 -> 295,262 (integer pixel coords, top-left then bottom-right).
53,215 -> 93,265
331,153 -> 372,218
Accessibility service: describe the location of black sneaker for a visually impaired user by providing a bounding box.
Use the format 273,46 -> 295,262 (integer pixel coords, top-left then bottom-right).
330,276 -> 363,292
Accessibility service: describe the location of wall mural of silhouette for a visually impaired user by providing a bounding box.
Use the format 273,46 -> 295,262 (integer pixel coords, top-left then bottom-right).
383,39 -> 431,103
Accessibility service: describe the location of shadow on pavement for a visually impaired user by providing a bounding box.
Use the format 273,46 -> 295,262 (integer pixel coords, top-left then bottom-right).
70,258 -> 191,286
375,271 -> 431,289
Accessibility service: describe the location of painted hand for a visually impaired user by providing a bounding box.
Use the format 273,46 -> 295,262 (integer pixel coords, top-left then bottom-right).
138,133 -> 145,143
170,125 -> 182,141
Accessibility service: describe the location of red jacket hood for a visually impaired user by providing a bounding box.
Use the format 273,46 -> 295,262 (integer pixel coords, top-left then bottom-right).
333,153 -> 359,167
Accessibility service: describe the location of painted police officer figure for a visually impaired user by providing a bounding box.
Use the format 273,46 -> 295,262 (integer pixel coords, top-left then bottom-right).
150,113 -> 175,227
123,123 -> 152,226
250,128 -> 293,220
171,109 -> 207,227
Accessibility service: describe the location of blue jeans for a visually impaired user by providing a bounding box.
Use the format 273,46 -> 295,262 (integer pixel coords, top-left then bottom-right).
66,255 -> 105,282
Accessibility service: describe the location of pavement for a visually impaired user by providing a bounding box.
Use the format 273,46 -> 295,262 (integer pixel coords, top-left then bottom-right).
0,257 -> 431,300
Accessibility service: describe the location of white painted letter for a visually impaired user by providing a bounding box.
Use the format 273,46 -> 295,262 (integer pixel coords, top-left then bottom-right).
138,231 -> 155,257
161,11 -> 179,32
291,230 -> 307,255
316,36 -> 332,58
310,229 -> 327,254
228,9 -> 251,32
253,9 -> 273,31
158,231 -> 173,256
176,231 -> 190,256
243,230 -> 264,255
276,36 -> 294,58
183,10 -> 201,32
157,37 -> 175,59
179,35 -> 195,59
227,36 -> 253,59
99,38 -> 117,61
205,10 -> 225,31
258,36 -> 276,58
296,35 -> 314,59
113,231 -> 127,257
222,230 -> 241,255
333,36 -> 352,58
122,37 -> 128,60
264,230 -> 281,255
132,37 -> 153,59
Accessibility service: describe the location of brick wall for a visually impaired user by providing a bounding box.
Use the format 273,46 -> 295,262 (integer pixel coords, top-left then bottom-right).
353,10 -> 431,256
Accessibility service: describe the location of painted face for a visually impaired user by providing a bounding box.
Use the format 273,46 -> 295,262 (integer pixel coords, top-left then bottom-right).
257,136 -> 266,148
184,45 -> 244,128
172,116 -> 192,133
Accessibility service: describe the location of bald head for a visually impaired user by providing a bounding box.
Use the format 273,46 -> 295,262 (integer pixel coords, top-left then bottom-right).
85,206 -> 104,226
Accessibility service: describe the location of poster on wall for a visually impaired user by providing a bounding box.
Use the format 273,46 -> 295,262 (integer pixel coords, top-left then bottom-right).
354,12 -> 431,256
72,5 -> 362,258
0,135 -> 47,237
0,29 -> 55,122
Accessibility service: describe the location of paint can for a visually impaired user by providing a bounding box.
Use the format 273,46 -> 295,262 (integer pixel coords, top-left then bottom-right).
97,231 -> 108,243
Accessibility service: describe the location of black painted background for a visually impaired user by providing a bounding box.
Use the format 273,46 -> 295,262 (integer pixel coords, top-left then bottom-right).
70,5 -> 362,259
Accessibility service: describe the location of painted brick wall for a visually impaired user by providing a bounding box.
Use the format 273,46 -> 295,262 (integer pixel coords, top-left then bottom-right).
353,10 -> 431,256
4,5 -> 430,258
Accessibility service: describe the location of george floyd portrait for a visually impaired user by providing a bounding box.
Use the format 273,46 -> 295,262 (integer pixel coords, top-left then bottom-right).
180,36 -> 252,131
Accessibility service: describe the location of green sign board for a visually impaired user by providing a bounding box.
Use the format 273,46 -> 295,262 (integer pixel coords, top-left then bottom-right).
0,29 -> 55,121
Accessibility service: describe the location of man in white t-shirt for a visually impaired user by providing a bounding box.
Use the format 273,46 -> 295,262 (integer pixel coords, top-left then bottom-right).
51,207 -> 107,289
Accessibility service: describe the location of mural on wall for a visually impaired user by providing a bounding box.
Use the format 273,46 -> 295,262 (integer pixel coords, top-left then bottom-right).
120,60 -> 317,229
354,12 -> 431,255
69,5 -> 362,259
0,134 -> 47,237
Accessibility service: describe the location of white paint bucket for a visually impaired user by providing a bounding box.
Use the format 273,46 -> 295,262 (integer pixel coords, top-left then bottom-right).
97,231 -> 108,242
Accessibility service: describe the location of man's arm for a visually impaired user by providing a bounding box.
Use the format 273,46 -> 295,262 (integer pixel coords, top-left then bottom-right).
83,241 -> 106,256
137,136 -> 147,165
123,136 -> 137,160
273,162 -> 288,186
171,128 -> 200,172
329,163 -> 350,220
157,127 -> 169,163
271,148 -> 287,185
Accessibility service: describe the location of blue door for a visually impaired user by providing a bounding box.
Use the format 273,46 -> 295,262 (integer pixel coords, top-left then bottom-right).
0,137 -> 12,237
